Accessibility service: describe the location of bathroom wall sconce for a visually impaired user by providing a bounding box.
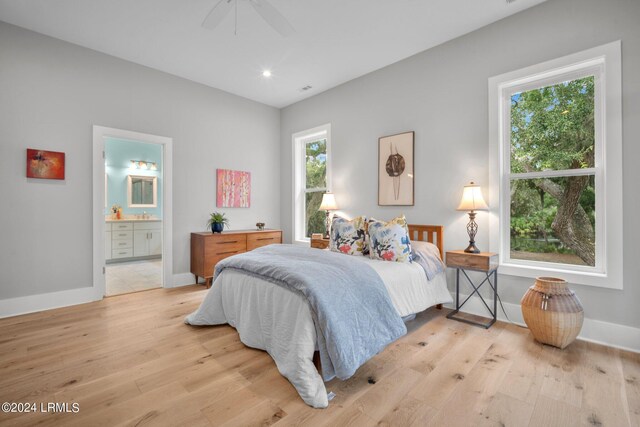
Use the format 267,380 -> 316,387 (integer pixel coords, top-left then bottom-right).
129,160 -> 158,171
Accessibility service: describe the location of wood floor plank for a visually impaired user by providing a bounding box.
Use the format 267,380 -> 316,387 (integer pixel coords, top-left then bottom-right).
376,396 -> 437,427
621,351 -> 640,426
478,392 -> 535,427
539,341 -> 586,408
529,395 -> 582,427
320,406 -> 374,427
0,285 -> 637,427
352,367 -> 424,422
498,327 -> 546,405
426,324 -> 518,426
200,387 -> 284,426
407,326 -> 502,408
580,366 -> 631,427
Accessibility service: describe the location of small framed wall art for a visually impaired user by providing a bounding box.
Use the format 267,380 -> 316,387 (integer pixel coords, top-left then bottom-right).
216,169 -> 251,208
26,149 -> 65,180
378,131 -> 414,206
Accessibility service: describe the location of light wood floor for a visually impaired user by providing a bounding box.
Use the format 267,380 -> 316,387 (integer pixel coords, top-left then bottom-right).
0,286 -> 638,427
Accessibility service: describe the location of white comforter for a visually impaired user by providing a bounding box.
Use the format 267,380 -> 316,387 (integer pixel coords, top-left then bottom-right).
185,254 -> 452,408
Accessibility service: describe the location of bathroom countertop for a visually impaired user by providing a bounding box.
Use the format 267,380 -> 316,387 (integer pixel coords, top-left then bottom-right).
106,218 -> 162,223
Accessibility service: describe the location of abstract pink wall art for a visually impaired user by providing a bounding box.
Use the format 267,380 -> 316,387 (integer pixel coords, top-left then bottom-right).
216,169 -> 251,208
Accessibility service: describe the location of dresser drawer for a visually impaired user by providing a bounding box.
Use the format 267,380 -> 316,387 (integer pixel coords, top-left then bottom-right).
112,231 -> 133,241
205,235 -> 247,255
113,239 -> 133,249
446,251 -> 498,272
209,250 -> 246,268
112,222 -> 133,231
112,248 -> 133,259
247,232 -> 282,251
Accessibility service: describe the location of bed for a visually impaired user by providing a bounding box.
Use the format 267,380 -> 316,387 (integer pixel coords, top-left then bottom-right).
185,224 -> 452,408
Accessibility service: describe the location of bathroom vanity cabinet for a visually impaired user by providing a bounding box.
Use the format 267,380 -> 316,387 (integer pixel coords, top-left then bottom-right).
106,219 -> 162,262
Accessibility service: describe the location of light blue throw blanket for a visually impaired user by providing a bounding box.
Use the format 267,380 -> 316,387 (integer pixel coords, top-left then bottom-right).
214,244 -> 407,381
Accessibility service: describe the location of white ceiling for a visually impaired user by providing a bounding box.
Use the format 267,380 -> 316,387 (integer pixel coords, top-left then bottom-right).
0,0 -> 546,108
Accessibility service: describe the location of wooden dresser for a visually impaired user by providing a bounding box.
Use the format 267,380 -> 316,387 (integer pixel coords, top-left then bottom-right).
191,229 -> 282,287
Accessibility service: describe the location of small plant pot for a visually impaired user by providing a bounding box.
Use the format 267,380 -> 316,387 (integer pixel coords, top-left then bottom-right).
211,223 -> 224,233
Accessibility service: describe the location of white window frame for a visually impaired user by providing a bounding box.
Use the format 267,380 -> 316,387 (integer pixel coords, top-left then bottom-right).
488,41 -> 622,289
292,124 -> 332,245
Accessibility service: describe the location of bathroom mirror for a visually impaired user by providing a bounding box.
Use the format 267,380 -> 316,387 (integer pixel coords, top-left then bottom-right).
127,175 -> 157,208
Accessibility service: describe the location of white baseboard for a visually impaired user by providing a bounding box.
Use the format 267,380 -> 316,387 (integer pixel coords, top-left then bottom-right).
447,293 -> 640,353
0,274 -> 198,319
172,273 -> 197,288
0,287 -> 100,319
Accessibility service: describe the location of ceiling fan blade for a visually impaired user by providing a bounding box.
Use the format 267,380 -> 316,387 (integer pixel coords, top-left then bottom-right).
202,0 -> 234,30
248,0 -> 295,37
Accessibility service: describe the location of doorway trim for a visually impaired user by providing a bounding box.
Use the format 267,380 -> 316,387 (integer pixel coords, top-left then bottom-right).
92,126 -> 173,298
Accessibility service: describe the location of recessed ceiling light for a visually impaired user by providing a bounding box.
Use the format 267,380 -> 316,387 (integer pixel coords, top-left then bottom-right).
262,70 -> 272,78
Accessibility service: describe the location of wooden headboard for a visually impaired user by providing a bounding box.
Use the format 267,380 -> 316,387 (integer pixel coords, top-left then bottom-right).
408,224 -> 444,260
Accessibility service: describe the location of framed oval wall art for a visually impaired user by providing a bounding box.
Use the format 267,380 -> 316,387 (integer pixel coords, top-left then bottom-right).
378,131 -> 414,206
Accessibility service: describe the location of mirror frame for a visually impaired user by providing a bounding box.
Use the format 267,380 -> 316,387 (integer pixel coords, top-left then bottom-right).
127,175 -> 158,208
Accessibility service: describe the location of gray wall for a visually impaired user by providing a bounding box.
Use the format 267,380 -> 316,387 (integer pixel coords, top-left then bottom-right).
0,21 -> 280,299
280,0 -> 640,328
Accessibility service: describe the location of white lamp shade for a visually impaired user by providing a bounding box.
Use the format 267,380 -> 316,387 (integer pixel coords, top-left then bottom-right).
319,192 -> 338,211
457,182 -> 488,211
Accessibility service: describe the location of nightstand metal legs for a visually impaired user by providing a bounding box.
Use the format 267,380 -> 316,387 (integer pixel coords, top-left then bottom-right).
446,268 -> 498,329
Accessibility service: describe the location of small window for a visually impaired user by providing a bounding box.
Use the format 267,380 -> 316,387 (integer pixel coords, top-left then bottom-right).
489,41 -> 622,289
293,124 -> 331,243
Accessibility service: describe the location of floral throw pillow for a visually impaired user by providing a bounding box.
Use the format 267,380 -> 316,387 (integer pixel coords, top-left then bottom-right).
368,216 -> 412,263
365,215 -> 409,254
330,216 -> 367,256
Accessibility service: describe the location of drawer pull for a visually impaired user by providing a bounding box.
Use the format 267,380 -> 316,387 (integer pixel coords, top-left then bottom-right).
119,252 -> 127,255
257,237 -> 275,241
218,241 -> 238,244
218,250 -> 239,255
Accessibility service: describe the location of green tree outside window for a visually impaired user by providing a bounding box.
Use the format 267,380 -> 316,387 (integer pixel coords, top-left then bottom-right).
510,76 -> 596,266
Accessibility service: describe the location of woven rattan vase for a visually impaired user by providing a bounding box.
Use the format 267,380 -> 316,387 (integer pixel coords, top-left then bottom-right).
521,277 -> 584,349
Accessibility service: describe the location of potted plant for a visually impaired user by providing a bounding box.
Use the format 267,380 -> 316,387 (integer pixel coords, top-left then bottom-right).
207,212 -> 229,233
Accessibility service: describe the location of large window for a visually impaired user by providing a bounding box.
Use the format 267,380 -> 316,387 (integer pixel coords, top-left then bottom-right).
293,124 -> 331,243
489,42 -> 622,289
509,76 -> 597,268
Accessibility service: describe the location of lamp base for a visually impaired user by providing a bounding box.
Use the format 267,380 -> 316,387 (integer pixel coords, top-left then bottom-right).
464,242 -> 481,254
324,210 -> 331,239
464,211 -> 480,253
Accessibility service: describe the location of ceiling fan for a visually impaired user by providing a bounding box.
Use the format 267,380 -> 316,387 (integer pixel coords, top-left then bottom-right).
202,0 -> 295,37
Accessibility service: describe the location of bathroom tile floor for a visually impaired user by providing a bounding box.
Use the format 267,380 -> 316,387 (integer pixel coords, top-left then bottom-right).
106,259 -> 162,296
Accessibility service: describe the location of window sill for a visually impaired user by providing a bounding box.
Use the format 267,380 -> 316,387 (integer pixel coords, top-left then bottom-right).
498,262 -> 622,290
293,239 -> 310,246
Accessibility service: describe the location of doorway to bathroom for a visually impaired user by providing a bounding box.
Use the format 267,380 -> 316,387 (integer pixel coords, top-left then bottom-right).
92,126 -> 173,298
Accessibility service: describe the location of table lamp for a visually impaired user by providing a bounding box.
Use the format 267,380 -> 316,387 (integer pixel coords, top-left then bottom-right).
457,182 -> 488,253
319,192 -> 338,239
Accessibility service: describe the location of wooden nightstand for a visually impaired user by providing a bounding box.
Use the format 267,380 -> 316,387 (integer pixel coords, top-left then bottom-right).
310,234 -> 330,249
445,250 -> 499,329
